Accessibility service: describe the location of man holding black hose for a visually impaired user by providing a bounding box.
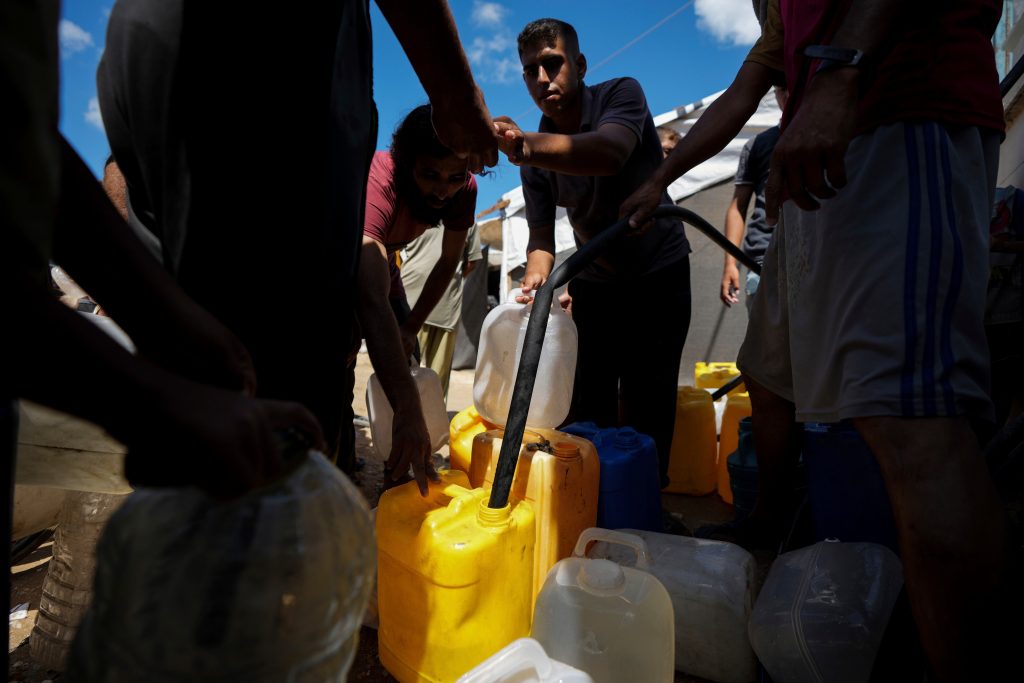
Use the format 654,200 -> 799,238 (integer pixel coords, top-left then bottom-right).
494,18 -> 691,489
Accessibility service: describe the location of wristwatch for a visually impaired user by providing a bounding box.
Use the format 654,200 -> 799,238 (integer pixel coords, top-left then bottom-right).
804,45 -> 865,73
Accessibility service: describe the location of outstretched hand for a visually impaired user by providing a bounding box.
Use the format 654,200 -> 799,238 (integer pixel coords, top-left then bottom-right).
385,401 -> 439,497
619,177 -> 664,236
432,87 -> 498,173
516,272 -> 546,303
493,116 -> 528,165
125,380 -> 325,498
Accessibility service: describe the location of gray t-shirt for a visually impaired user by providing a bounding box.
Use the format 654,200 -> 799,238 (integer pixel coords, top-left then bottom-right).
521,78 -> 690,281
400,222 -> 482,330
734,125 -> 779,264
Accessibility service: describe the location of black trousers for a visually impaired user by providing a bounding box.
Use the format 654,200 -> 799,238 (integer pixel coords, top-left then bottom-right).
567,256 -> 692,485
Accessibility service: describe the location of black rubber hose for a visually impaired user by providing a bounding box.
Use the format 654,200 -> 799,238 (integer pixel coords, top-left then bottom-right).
487,205 -> 760,508
710,373 -> 747,401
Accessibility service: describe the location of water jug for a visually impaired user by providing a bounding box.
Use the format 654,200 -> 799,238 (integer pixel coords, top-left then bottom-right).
562,423 -> 662,531
726,416 -> 758,517
694,362 -> 743,393
467,426 -> 544,489
368,366 -> 450,462
377,470 -> 535,683
749,539 -> 904,683
803,422 -> 898,551
448,405 -> 497,476
472,428 -> 599,597
31,491 -> 126,672
457,638 -> 594,683
532,528 -> 675,683
718,392 -> 751,504
66,452 -> 375,680
665,387 -> 717,495
474,291 -> 578,428
560,421 -> 602,444
586,528 -> 757,683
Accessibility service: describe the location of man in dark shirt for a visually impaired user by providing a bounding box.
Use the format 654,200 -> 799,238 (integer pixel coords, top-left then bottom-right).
721,87 -> 786,310
494,18 -> 691,487
98,0 -> 497,475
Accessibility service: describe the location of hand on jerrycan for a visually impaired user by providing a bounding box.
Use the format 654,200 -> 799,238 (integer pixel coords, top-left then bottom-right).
123,383 -> 325,499
383,395 -> 440,497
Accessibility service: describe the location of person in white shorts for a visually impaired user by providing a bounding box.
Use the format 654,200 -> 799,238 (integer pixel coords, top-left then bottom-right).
619,1 -> 1012,679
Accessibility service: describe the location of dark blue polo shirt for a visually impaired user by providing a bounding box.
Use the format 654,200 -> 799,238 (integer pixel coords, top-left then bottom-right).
521,77 -> 690,281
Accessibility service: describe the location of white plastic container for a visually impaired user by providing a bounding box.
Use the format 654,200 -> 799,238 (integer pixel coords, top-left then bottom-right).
749,539 -> 904,683
66,452 -> 375,680
474,291 -> 577,428
532,528 -> 674,683
587,528 -> 757,683
458,638 -> 594,683
367,366 -> 449,461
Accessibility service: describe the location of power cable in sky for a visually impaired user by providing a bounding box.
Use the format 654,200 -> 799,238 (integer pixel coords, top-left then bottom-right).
510,1 -> 695,122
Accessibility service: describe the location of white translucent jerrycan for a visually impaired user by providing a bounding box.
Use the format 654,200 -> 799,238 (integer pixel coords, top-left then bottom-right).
474,290 -> 578,428
587,528 -> 757,683
532,528 -> 675,683
749,539 -> 904,683
457,638 -> 594,683
66,452 -> 376,681
367,366 -> 449,460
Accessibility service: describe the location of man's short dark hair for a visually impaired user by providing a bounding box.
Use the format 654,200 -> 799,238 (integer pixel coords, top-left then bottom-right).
390,104 -> 453,175
517,18 -> 579,56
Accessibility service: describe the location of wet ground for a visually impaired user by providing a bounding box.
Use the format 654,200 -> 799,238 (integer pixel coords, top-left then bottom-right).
9,352 -> 760,682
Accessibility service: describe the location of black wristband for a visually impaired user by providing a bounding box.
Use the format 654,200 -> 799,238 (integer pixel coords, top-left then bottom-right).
804,45 -> 864,73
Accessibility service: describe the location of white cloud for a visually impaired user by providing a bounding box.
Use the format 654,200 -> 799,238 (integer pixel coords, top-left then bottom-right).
467,33 -> 519,84
694,0 -> 761,46
465,4 -> 519,85
472,1 -> 508,28
85,96 -> 104,130
59,19 -> 94,58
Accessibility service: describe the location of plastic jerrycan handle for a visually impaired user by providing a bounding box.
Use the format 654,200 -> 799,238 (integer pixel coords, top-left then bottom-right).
457,638 -> 556,683
507,287 -> 536,303
573,528 -> 652,571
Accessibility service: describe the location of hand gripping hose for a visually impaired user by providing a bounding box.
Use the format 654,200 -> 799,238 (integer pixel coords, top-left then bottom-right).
488,205 -> 761,508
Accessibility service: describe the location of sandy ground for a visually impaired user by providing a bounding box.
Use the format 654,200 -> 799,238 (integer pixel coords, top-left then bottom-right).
10,353 -> 752,682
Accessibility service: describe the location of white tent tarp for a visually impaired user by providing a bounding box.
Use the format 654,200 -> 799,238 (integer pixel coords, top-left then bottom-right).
498,89 -> 782,299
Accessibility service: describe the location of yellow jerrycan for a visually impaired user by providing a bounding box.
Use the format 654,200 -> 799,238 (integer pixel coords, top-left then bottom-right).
694,362 -> 745,394
377,469 -> 536,683
718,392 -> 752,504
665,387 -> 717,495
471,429 -> 599,598
448,406 -> 497,476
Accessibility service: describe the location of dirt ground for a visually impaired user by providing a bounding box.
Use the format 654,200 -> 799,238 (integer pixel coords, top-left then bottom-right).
10,352 -> 753,682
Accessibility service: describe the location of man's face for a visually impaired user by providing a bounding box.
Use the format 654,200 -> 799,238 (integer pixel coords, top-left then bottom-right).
520,36 -> 584,119
412,155 -> 469,210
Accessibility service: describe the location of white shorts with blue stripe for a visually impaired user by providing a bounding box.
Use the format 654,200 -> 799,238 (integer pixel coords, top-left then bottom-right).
738,122 -> 998,423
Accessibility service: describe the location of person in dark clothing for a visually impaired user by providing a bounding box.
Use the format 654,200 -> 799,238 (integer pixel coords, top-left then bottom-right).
494,18 -> 691,487
721,86 -> 787,311
97,0 -> 498,473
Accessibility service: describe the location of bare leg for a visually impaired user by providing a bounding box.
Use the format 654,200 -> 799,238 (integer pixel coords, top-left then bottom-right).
746,376 -> 803,537
700,376 -> 803,548
853,415 -> 1009,682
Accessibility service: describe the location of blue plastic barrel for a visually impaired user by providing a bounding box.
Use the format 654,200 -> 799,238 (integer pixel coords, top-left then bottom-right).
562,423 -> 663,531
727,417 -> 759,517
802,422 -> 898,552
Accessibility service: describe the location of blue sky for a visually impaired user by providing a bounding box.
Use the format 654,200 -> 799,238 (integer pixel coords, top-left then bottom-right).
58,0 -> 759,215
